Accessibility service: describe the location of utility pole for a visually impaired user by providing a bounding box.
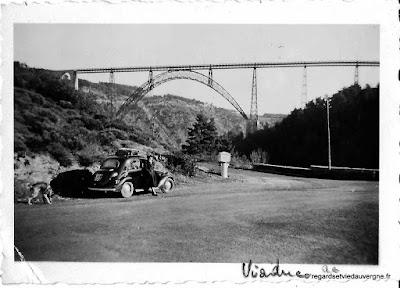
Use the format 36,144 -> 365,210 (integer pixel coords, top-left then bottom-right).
325,95 -> 332,170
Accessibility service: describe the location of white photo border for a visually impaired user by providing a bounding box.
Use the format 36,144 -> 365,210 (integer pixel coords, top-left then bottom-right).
1,0 -> 399,286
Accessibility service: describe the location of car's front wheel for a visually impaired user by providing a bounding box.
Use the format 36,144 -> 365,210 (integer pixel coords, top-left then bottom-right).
120,182 -> 134,198
160,178 -> 174,193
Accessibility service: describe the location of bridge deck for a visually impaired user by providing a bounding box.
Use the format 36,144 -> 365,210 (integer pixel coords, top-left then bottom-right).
75,61 -> 379,74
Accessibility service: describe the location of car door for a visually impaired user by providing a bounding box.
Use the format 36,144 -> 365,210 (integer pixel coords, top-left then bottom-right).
126,158 -> 143,188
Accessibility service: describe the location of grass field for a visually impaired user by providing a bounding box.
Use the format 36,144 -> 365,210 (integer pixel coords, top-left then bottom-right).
14,167 -> 378,264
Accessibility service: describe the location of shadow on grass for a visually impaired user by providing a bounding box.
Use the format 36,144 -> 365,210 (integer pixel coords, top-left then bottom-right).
50,169 -> 93,198
207,169 -> 221,176
303,201 -> 378,265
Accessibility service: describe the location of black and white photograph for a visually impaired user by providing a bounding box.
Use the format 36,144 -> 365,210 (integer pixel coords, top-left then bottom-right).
0,1 -> 399,287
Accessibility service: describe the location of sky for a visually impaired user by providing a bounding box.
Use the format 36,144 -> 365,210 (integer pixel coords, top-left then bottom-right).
14,24 -> 379,115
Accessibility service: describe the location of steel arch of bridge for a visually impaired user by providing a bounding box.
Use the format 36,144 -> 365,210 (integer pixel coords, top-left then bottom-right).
116,70 -> 249,120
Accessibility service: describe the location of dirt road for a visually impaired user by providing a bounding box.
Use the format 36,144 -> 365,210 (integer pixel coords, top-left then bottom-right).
14,167 -> 378,264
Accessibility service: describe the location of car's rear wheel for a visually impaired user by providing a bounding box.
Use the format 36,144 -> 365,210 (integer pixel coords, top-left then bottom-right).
160,178 -> 174,193
120,182 -> 134,198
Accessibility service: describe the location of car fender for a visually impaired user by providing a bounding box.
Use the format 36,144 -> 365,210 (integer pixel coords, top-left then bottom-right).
158,176 -> 174,188
116,176 -> 134,189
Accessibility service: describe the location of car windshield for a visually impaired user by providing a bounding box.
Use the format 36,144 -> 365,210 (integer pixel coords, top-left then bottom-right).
101,159 -> 120,169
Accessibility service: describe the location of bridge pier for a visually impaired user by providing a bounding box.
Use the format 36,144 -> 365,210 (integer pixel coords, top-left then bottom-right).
354,63 -> 359,85
148,69 -> 154,89
109,71 -> 116,117
74,71 -> 79,90
246,120 -> 259,136
208,66 -> 213,86
301,65 -> 307,107
247,67 -> 259,136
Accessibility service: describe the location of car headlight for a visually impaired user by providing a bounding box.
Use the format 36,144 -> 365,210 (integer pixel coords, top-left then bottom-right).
111,172 -> 118,178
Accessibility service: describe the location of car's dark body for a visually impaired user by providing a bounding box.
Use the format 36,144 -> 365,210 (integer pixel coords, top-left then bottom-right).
88,149 -> 174,197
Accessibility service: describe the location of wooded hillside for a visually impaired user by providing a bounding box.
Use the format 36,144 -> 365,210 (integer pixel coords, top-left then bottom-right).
235,84 -> 379,168
14,62 -> 262,166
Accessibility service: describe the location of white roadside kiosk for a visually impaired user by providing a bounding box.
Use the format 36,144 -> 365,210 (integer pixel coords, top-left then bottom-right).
218,152 -> 231,179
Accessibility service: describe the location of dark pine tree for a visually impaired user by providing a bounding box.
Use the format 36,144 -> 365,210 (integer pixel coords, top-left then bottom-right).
182,113 -> 218,155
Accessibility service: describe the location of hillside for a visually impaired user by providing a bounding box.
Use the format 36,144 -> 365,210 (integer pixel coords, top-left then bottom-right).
15,63 -> 377,171
78,79 -> 249,149
236,84 -> 379,168
15,63 -> 276,167
258,113 -> 287,128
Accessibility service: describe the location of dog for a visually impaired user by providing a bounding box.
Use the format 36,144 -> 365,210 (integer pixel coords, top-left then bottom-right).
25,182 -> 53,205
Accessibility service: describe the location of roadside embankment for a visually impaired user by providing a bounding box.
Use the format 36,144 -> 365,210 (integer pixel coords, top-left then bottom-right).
252,163 -> 379,181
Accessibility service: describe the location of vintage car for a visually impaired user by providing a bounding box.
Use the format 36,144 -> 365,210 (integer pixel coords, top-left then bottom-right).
88,148 -> 175,198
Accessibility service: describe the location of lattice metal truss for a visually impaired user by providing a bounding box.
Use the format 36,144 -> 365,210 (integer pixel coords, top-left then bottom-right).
116,70 -> 248,120
109,71 -> 115,115
148,68 -> 154,89
250,67 -> 258,123
77,61 -> 379,74
301,66 -> 307,107
354,63 -> 359,85
208,66 -> 213,86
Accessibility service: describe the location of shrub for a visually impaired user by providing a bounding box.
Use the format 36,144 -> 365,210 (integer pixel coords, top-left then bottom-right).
195,152 -> 218,163
77,151 -> 95,167
76,144 -> 105,167
14,179 -> 30,201
111,129 -> 129,140
250,148 -> 270,164
14,153 -> 60,187
66,109 -> 80,117
230,151 -> 252,169
25,134 -> 45,151
36,107 -> 59,123
48,143 -> 72,167
14,135 -> 28,153
108,121 -> 131,131
76,92 -> 101,115
99,129 -> 129,145
38,76 -> 78,104
81,115 -> 104,130
129,133 -> 151,146
165,153 -> 197,177
59,100 -> 73,109
99,130 -> 116,145
29,91 -> 46,106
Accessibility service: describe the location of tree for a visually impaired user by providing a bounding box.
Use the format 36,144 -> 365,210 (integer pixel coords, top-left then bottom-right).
233,84 -> 379,168
215,133 -> 234,152
182,113 -> 218,155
